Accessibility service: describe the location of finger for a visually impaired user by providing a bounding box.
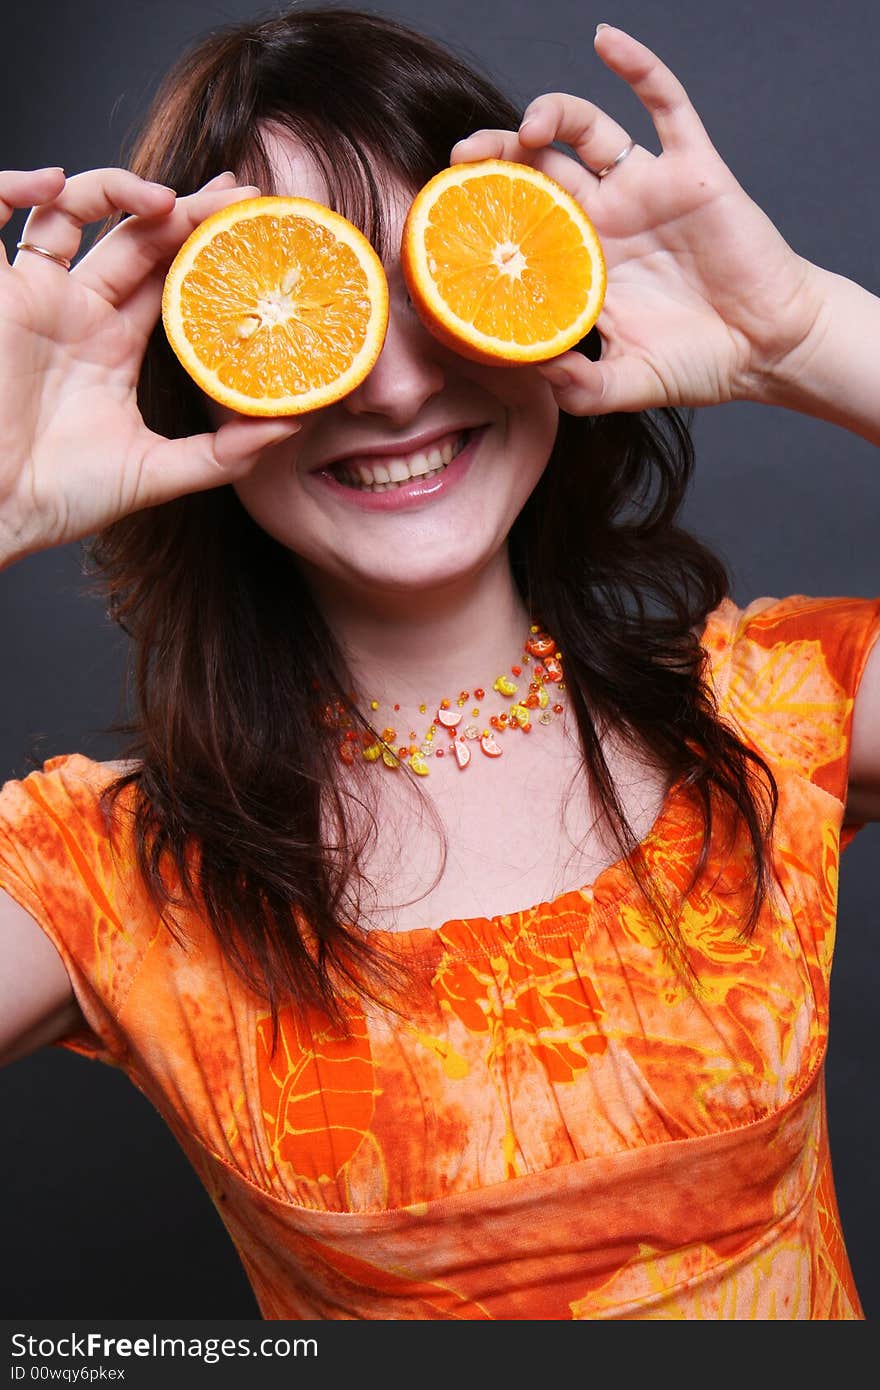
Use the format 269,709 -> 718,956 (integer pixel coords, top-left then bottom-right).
538,350 -> 663,416
76,181 -> 263,331
0,166 -> 67,245
593,25 -> 710,154
517,92 -> 644,181
137,416 -> 302,508
450,129 -> 594,200
14,168 -> 177,275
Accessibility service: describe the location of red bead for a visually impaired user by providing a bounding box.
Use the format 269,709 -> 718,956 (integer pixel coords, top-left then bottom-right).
474,687 -> 485,701
459,690 -> 469,702
553,703 -> 564,714
435,748 -> 445,758
511,664 -> 522,676
393,703 -> 400,711
398,746 -> 408,758
338,742 -> 355,765
489,715 -> 500,728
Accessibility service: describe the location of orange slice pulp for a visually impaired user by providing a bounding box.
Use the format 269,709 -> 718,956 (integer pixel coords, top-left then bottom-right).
401,159 -> 606,364
162,196 -> 389,416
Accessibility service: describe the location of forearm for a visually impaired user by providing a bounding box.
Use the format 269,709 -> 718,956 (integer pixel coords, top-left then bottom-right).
755,262 -> 880,447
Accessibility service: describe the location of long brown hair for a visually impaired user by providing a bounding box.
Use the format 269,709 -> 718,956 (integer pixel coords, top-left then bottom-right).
87,5 -> 777,1038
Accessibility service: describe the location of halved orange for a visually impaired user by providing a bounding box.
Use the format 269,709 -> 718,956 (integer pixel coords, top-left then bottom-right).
401,159 -> 606,364
162,196 -> 389,416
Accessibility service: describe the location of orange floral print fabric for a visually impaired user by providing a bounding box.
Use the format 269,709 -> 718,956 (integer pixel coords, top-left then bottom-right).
1,594 -> 878,1319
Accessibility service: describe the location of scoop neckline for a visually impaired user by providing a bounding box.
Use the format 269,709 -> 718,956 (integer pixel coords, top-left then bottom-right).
361,774 -> 691,957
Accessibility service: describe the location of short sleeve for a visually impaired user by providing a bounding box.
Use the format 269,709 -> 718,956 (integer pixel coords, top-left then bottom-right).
0,753 -> 149,1066
702,594 -> 880,843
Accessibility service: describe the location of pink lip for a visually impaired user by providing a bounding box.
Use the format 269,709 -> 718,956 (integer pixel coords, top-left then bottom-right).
311,427 -> 485,512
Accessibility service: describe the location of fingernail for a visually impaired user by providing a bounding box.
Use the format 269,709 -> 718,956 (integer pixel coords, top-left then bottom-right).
519,117 -> 537,133
147,181 -> 176,195
202,171 -> 236,190
595,22 -> 610,35
39,166 -> 65,176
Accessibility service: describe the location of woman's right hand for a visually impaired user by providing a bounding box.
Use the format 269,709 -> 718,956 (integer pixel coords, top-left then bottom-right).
0,167 -> 301,568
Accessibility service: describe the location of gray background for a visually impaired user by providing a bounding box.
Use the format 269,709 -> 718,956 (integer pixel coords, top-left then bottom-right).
1,0 -> 877,1318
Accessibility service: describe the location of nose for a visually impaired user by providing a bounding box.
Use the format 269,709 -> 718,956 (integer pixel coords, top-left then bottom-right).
342,295 -> 446,425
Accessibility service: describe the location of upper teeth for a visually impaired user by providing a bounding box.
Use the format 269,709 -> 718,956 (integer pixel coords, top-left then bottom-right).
335,433 -> 464,488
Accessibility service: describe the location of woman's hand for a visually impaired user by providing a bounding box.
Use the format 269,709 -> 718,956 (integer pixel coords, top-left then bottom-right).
0,167 -> 300,569
450,25 -> 826,417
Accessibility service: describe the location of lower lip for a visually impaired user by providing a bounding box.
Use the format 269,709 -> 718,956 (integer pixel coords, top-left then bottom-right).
311,428 -> 485,512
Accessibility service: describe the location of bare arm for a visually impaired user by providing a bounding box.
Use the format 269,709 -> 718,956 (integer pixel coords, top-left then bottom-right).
0,886 -> 82,1067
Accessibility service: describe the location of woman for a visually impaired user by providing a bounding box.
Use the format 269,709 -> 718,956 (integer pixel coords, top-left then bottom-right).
1,5 -> 878,1318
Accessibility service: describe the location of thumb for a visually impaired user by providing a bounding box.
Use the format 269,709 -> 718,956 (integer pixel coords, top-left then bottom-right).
538,353 -> 664,415
136,417 -> 301,508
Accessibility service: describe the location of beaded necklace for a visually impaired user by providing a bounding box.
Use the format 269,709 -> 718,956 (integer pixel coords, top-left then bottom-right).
315,624 -> 566,776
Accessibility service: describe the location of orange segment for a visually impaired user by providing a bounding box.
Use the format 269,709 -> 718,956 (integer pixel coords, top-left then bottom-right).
162,196 -> 389,416
401,160 -> 606,364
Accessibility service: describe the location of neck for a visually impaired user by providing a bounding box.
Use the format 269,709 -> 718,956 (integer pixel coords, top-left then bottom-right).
301,548 -> 534,714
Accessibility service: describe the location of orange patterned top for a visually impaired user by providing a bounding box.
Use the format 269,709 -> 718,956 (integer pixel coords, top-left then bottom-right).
2,594 -> 879,1320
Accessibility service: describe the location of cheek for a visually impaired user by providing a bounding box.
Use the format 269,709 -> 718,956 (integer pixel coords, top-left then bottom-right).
467,362 -> 559,434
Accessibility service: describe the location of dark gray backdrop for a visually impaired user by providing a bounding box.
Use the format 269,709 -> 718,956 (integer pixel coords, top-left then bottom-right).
1,0 -> 877,1319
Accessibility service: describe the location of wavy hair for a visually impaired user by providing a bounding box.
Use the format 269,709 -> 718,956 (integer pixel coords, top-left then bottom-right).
86,4 -> 777,1040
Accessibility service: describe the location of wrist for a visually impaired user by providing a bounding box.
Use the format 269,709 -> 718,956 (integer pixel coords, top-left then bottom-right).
740,257 -> 829,410
742,262 -> 880,445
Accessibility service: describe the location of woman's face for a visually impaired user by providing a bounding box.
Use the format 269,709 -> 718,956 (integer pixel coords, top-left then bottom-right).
215,134 -> 560,604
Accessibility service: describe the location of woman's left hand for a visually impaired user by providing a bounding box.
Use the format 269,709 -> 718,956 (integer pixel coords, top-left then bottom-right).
450,25 -> 824,416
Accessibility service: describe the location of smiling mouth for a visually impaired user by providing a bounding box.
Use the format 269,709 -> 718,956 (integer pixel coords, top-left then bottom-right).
326,430 -> 470,492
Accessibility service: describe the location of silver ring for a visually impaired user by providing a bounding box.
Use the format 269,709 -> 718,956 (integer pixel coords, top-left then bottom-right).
16,241 -> 72,270
595,140 -> 635,179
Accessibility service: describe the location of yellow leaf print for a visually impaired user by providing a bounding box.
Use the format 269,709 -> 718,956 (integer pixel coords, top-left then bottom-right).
725,638 -> 851,777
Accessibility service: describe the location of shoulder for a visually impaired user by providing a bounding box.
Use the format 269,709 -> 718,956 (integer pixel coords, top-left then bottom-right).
701,593 -> 880,700
0,753 -> 143,843
699,593 -> 880,798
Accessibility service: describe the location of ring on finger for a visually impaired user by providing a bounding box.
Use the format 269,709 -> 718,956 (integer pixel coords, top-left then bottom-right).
16,240 -> 72,270
594,140 -> 635,179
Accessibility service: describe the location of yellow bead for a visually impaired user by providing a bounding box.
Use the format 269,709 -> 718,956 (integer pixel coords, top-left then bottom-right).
419,703 -> 427,714
471,707 -> 479,717
370,700 -> 379,710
